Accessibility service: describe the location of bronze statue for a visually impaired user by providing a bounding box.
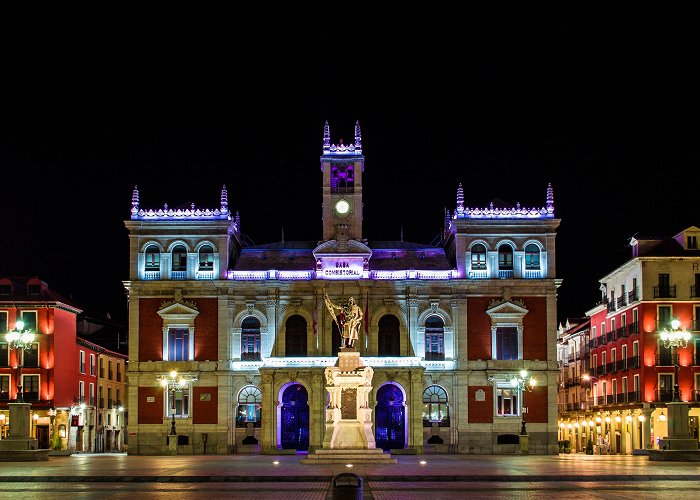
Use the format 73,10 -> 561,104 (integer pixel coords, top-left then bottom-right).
322,287 -> 363,348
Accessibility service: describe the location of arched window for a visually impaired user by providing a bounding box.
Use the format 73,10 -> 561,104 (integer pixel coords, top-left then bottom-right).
498,244 -> 513,270
424,316 -> 444,361
285,315 -> 307,357
422,385 -> 449,427
378,315 -> 400,356
241,317 -> 261,361
145,245 -> 160,271
171,245 -> 187,273
198,245 -> 214,271
525,243 -> 540,270
471,243 -> 487,270
236,385 -> 262,428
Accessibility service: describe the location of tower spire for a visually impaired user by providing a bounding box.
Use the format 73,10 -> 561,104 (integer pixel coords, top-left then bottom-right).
131,185 -> 140,216
354,120 -> 362,152
323,120 -> 330,151
456,183 -> 464,214
221,184 -> 229,213
546,182 -> 554,215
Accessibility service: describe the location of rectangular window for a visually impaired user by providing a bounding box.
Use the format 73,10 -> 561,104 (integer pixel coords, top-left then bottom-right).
622,344 -> 628,369
0,343 -> 8,368
0,375 -> 9,400
99,358 -> 104,378
688,235 -> 698,249
167,386 -> 190,417
601,323 -> 606,335
0,311 -> 7,332
471,252 -> 486,270
108,387 -> 112,409
23,375 -> 39,400
167,328 -> 190,361
108,360 -> 113,380
79,351 -> 86,374
495,327 -> 518,360
89,383 -> 95,406
116,362 -> 121,382
21,343 -> 39,368
496,387 -> 518,416
612,379 -> 617,402
425,333 -> 445,361
90,354 -> 96,376
21,311 -> 37,333
79,380 -> 85,402
658,305 -> 672,329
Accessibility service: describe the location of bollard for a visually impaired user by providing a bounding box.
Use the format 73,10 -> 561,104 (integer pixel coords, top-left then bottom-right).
329,472 -> 363,500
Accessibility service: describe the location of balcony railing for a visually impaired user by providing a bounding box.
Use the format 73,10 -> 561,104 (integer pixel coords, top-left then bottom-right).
655,353 -> 678,366
607,302 -> 616,313
627,321 -> 639,335
627,390 -> 641,403
425,351 -> 445,361
606,394 -> 615,405
655,389 -> 675,402
498,270 -> 514,279
171,271 -> 187,280
629,355 -> 640,369
627,287 -> 639,303
606,332 -> 615,343
653,285 -> 676,298
616,359 -> 626,372
144,271 -> 160,280
241,352 -> 261,361
616,296 -> 627,308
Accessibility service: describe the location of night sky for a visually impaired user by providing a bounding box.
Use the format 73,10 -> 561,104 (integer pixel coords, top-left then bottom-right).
1,21 -> 697,327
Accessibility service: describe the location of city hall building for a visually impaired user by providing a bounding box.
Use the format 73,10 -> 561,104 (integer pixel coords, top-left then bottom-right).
123,122 -> 561,455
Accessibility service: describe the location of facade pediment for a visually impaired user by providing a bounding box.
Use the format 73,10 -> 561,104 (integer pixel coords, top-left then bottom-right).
485,299 -> 528,318
158,300 -> 200,321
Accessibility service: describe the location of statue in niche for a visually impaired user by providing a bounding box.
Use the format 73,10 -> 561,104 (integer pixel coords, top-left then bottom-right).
322,286 -> 363,348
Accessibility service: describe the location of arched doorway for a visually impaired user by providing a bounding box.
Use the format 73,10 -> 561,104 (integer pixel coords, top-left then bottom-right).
280,384 -> 309,451
375,383 -> 405,451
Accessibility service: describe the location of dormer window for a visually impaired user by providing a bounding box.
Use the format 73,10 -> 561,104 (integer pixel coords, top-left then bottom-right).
688,235 -> 698,249
27,284 -> 41,295
0,285 -> 10,296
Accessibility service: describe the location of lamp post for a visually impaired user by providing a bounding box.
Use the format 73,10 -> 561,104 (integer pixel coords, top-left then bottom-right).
158,370 -> 188,436
659,318 -> 691,402
510,369 -> 537,435
5,317 -> 35,403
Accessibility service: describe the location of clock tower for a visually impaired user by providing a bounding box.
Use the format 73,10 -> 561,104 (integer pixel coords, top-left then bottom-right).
321,120 -> 364,242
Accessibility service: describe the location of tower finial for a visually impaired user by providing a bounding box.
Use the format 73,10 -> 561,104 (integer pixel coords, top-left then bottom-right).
456,183 -> 464,214
235,211 -> 241,231
354,120 -> 362,152
131,185 -> 140,216
546,182 -> 554,215
221,184 -> 229,213
323,120 -> 330,150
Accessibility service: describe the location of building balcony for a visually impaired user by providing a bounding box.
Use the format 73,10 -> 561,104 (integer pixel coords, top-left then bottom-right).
627,287 -> 639,303
607,302 -> 616,313
629,355 -> 640,369
627,390 -> 641,403
524,269 -> 543,278
424,351 -> 445,361
616,296 -> 627,308
655,389 -> 675,402
653,284 -> 676,298
196,270 -> 215,280
171,271 -> 187,280
497,270 -> 514,279
144,271 -> 160,280
655,353 -> 678,366
467,270 -> 488,279
241,352 -> 261,361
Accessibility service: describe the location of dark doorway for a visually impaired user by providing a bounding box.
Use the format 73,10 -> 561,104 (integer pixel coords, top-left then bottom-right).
375,384 -> 405,451
280,384 -> 309,451
36,425 -> 49,449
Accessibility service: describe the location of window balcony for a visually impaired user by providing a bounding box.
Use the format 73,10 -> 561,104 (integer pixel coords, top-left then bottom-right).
653,285 -> 676,298
627,322 -> 639,335
627,390 -> 641,403
241,352 -> 261,361
99,398 -> 104,409
655,389 -> 675,402
627,288 -> 639,303
616,359 -> 626,371
467,270 -> 488,279
607,302 -> 616,313
629,355 -> 640,369
171,271 -> 187,280
196,271 -> 215,280
497,270 -> 514,279
606,394 -> 615,405
616,392 -> 627,403
524,270 -> 543,278
424,351 -> 445,361
616,296 -> 627,308
144,271 -> 160,280
655,353 -> 678,366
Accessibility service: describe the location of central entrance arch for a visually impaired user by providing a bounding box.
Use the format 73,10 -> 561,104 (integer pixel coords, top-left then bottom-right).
280,383 -> 309,451
375,383 -> 406,451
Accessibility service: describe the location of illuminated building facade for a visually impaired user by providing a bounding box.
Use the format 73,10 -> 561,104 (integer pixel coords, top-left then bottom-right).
559,227 -> 700,454
123,121 -> 562,455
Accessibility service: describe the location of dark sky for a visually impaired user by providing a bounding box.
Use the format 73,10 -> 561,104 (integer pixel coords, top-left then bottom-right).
1,20 -> 697,326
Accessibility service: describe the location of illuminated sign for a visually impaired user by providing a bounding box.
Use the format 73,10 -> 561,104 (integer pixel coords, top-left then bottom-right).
322,259 -> 363,279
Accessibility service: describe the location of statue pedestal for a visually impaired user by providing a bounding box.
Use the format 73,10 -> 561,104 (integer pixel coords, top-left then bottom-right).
167,435 -> 178,455
302,350 -> 395,464
649,402 -> 700,461
0,403 -> 47,461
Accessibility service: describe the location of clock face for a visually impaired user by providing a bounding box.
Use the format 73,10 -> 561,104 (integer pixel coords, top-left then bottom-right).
335,199 -> 350,215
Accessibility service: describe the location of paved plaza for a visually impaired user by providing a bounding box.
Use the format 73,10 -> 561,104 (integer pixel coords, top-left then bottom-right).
0,452 -> 699,498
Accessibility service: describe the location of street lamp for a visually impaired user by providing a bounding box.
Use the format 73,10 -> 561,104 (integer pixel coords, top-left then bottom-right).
158,370 -> 188,436
659,318 -> 691,402
510,369 -> 537,435
5,317 -> 35,402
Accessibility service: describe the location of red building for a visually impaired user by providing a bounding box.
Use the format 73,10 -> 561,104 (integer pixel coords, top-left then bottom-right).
0,276 -> 113,451
559,226 -> 700,454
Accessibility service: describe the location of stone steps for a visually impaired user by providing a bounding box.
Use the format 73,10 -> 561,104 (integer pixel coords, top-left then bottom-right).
301,448 -> 397,464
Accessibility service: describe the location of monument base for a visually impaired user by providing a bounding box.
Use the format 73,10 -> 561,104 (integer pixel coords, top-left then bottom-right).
301,448 -> 397,464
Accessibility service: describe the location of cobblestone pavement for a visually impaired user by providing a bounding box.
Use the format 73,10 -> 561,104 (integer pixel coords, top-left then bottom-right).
0,453 -> 699,499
